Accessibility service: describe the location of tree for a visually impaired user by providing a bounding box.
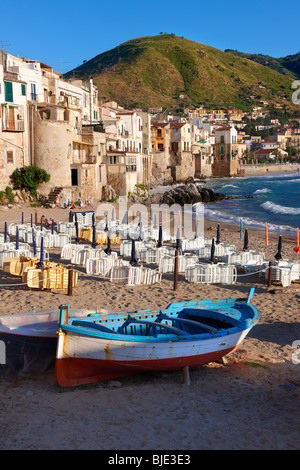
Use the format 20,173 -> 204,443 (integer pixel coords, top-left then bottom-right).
10,165 -> 50,196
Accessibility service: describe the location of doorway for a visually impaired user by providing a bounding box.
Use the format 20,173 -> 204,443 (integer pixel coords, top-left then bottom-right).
71,169 -> 78,186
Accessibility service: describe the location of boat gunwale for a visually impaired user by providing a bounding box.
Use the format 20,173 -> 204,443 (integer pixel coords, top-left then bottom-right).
59,303 -> 259,343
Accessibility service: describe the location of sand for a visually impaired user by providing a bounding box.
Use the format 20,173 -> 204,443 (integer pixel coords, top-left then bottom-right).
0,202 -> 299,451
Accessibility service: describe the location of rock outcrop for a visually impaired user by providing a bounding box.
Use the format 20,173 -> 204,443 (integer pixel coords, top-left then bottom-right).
159,184 -> 226,206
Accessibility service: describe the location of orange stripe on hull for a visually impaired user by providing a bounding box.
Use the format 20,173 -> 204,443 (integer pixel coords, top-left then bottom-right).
55,347 -> 235,387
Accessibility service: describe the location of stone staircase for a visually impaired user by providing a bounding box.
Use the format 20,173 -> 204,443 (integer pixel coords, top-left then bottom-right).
46,187 -> 63,207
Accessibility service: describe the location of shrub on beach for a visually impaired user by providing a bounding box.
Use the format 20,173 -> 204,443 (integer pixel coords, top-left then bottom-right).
10,166 -> 50,196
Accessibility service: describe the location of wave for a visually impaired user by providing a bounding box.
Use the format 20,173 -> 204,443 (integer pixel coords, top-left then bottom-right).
221,184 -> 238,189
261,201 -> 300,215
253,188 -> 270,194
191,204 -> 296,235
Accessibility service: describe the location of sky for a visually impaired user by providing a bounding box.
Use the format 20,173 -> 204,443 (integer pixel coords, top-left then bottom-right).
2,0 -> 299,74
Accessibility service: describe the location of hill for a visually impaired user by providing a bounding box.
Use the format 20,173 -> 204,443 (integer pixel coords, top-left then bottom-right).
64,34 -> 297,112
225,49 -> 300,80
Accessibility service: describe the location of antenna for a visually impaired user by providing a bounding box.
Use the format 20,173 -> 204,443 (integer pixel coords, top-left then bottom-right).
60,59 -> 68,75
1,40 -> 11,69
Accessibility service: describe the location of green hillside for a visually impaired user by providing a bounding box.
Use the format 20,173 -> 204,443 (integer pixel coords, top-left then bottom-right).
225,49 -> 300,80
64,34 -> 297,112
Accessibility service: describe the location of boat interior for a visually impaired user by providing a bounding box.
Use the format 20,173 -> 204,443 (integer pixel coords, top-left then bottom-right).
70,306 -> 240,338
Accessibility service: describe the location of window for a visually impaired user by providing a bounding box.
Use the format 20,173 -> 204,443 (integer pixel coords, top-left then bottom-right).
4,81 -> 13,102
30,83 -> 37,101
21,84 -> 26,96
7,151 -> 13,163
220,135 -> 225,143
157,128 -> 162,137
220,146 -> 224,154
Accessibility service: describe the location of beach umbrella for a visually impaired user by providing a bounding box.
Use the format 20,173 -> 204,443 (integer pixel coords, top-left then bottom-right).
216,224 -> 220,245
40,216 -> 43,231
175,227 -> 181,251
31,213 -> 33,228
69,211 -> 72,223
111,208 -> 115,222
37,236 -> 44,268
194,216 -> 199,239
21,212 -> 24,225
138,221 -> 143,241
51,219 -> 55,235
210,237 -> 215,263
243,229 -> 249,251
240,219 -> 243,240
294,228 -> 299,254
32,230 -> 37,257
275,236 -> 282,261
16,226 -> 19,250
265,223 -> 268,247
74,213 -> 79,244
129,239 -> 138,266
138,212 -> 142,226
92,223 -> 96,249
92,212 -> 95,227
4,221 -> 7,243
104,231 -> 111,255
104,215 -> 108,232
156,225 -> 163,248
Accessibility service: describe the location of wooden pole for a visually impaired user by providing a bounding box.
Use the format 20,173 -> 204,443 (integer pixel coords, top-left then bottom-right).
35,211 -> 38,226
68,265 -> 73,296
182,366 -> 191,386
268,261 -> 272,288
173,249 -> 178,291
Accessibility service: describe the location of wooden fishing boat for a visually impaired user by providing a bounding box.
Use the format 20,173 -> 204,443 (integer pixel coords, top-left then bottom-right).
0,308 -> 107,375
55,288 -> 259,387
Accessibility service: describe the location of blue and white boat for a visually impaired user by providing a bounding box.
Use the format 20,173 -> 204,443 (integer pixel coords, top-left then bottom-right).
55,288 -> 259,386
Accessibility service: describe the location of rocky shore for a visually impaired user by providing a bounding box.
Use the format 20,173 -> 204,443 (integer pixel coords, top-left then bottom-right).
159,183 -> 226,205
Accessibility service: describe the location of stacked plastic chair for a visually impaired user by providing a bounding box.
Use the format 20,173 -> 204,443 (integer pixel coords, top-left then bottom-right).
86,257 -> 129,277
159,253 -> 198,274
221,250 -> 265,267
22,263 -> 78,290
185,263 -> 237,285
61,243 -> 91,260
110,265 -> 162,286
264,260 -> 300,287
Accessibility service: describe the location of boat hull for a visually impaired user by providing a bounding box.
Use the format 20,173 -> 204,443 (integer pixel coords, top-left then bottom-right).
55,327 -> 251,386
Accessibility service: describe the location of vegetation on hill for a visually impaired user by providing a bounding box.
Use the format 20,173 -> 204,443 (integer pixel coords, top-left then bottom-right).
64,34 -> 298,113
225,49 -> 300,80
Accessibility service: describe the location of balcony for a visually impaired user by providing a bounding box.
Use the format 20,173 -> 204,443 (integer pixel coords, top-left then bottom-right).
2,120 -> 25,132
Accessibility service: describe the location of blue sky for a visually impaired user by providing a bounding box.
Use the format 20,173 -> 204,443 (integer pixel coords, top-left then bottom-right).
2,0 -> 299,74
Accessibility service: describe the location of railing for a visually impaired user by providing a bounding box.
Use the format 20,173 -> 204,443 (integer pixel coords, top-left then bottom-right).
126,165 -> 136,172
30,93 -> 38,102
2,120 -> 25,132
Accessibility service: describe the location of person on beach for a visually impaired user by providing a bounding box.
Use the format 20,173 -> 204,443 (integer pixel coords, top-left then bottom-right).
42,215 -> 52,227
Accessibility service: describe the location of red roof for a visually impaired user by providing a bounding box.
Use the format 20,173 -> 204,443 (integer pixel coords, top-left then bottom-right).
254,149 -> 274,155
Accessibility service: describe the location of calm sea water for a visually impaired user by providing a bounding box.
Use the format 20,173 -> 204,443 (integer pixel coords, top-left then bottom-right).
202,172 -> 300,235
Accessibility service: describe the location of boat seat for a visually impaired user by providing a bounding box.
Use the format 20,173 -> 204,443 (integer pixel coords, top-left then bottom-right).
157,312 -> 218,333
71,320 -> 120,334
121,314 -> 188,336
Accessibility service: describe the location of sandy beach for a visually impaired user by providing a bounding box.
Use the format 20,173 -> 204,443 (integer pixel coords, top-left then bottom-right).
0,202 -> 299,451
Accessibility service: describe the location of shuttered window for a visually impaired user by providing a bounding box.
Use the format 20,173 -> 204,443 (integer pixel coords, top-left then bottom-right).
21,84 -> 26,96
4,81 -> 13,102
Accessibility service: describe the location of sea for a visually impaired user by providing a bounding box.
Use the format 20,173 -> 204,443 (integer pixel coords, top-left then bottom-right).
152,172 -> 300,236
202,172 -> 300,236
